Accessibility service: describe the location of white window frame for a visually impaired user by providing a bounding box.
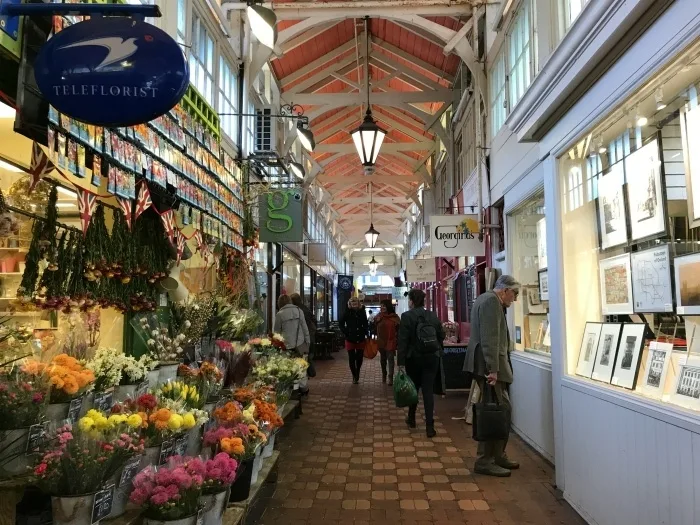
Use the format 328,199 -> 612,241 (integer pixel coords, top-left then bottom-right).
507,0 -> 533,109
489,49 -> 507,135
218,56 -> 238,142
560,0 -> 590,38
176,0 -> 187,45
189,13 -> 215,105
245,100 -> 256,156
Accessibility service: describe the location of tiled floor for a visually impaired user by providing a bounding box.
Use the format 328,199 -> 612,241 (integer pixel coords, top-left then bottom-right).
257,354 -> 586,525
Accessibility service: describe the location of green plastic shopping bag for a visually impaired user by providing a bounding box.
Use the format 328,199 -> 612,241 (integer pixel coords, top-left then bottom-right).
393,371 -> 418,408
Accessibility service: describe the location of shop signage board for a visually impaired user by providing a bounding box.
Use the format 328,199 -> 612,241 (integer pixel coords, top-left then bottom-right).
429,214 -> 485,257
259,188 -> 304,243
406,258 -> 436,282
308,243 -> 327,266
34,17 -> 188,127
0,0 -> 21,59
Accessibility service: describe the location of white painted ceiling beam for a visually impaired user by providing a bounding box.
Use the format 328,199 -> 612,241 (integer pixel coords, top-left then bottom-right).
368,57 -> 443,93
331,72 -> 361,90
318,174 -> 421,184
278,21 -> 337,54
371,36 -> 455,83
280,38 -> 359,86
226,2 -> 474,20
314,141 -> 434,153
290,90 -> 453,106
373,113 -> 430,142
331,196 -> 408,205
285,51 -> 363,95
391,20 -> 446,48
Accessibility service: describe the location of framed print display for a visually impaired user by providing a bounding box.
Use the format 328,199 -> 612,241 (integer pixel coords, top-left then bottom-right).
625,138 -> 666,241
669,356 -> 700,411
675,253 -> 700,315
638,341 -> 673,400
538,269 -> 549,301
596,163 -> 628,249
599,253 -> 634,315
611,323 -> 646,389
591,323 -> 623,383
537,217 -> 547,269
681,106 -> 700,228
630,245 -> 673,313
576,322 -> 604,378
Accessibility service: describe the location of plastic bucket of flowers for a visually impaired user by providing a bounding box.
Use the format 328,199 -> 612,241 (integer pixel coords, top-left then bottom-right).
250,445 -> 263,485
198,453 -> 238,525
130,457 -> 204,525
262,431 -> 276,459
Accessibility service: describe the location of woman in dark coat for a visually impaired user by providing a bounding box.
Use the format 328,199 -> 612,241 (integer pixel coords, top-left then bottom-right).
340,297 -> 369,384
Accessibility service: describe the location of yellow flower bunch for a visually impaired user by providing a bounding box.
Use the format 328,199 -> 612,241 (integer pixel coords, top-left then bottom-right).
159,381 -> 202,409
79,409 -> 144,433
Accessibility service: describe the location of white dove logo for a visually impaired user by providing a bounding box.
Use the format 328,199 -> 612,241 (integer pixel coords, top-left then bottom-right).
59,37 -> 139,70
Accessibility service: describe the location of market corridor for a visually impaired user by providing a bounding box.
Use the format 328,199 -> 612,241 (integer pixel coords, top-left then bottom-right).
256,357 -> 585,525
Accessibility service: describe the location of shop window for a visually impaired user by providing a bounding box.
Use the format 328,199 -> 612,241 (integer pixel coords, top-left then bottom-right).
177,0 -> 187,45
489,50 -> 507,135
189,14 -> 215,105
245,100 -> 256,156
218,57 -> 238,142
558,48 -> 700,413
507,0 -> 533,109
559,0 -> 591,38
282,250 -> 301,296
509,194 -> 549,358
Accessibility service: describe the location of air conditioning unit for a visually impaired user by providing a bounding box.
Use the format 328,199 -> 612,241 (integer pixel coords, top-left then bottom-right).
254,105 -> 278,153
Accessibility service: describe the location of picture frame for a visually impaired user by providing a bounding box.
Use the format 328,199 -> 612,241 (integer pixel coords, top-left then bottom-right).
669,356 -> 700,411
591,323 -> 623,384
637,341 -> 673,400
538,269 -> 549,302
674,252 -> 700,316
596,163 -> 628,250
630,244 -> 673,313
680,105 -> 700,229
599,253 -> 634,315
625,137 -> 667,242
611,323 -> 647,389
576,322 -> 604,378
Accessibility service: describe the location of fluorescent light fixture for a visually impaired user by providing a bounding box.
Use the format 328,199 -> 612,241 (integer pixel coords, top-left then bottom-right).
247,3 -> 277,49
56,202 -> 76,208
0,101 -> 15,119
0,159 -> 21,173
56,186 -> 77,198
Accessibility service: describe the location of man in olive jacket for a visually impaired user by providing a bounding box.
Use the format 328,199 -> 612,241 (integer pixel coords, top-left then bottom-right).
463,275 -> 520,477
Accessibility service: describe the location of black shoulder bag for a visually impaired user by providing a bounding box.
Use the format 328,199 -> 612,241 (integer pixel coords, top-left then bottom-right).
472,385 -> 510,442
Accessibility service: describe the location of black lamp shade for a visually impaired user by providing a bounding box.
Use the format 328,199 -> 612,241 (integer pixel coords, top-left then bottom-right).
351,110 -> 387,167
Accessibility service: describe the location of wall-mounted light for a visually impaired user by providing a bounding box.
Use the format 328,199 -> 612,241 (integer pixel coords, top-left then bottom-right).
297,121 -> 316,152
247,2 -> 277,49
635,108 -> 648,127
289,160 -> 305,179
655,87 -> 666,111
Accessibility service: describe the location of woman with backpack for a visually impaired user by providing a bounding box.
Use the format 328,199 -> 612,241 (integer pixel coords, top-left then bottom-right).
340,297 -> 369,384
375,299 -> 400,385
274,294 -> 311,393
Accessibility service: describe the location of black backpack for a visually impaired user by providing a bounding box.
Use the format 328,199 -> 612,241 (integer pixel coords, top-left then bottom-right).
415,313 -> 442,355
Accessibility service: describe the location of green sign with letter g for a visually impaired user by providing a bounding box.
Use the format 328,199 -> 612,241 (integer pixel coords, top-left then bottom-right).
259,188 -> 303,243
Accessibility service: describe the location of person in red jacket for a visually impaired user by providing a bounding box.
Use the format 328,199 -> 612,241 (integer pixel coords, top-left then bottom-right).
375,299 -> 401,385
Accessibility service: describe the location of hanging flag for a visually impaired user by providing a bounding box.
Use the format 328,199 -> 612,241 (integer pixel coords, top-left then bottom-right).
134,182 -> 152,221
193,230 -> 204,253
28,142 -> 56,194
117,196 -> 133,230
160,209 -> 176,245
77,187 -> 97,234
175,231 -> 186,265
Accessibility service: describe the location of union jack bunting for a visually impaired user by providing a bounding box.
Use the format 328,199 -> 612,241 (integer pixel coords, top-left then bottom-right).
28,142 -> 55,194
77,187 -> 98,234
117,196 -> 133,230
193,230 -> 204,253
134,182 -> 152,221
160,210 -> 177,246
175,231 -> 187,265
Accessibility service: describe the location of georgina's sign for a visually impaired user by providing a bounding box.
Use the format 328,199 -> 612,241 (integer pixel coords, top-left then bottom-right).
430,214 -> 485,257
34,18 -> 189,127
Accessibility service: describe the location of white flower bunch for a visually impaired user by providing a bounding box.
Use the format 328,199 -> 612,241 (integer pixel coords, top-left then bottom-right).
86,347 -> 156,391
252,355 -> 308,388
139,316 -> 190,362
158,397 -> 210,426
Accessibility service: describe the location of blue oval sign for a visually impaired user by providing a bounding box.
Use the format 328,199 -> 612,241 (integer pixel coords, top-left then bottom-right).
34,18 -> 189,127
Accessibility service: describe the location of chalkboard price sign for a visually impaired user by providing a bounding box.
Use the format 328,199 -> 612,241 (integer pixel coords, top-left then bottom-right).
175,434 -> 188,457
68,397 -> 83,423
441,346 -> 470,390
91,485 -> 114,524
159,439 -> 175,465
119,456 -> 142,487
26,423 -> 48,453
93,392 -> 114,412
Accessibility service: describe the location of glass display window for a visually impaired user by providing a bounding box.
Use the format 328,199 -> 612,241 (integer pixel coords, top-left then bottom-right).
558,40 -> 700,413
282,250 -> 300,296
509,193 -> 550,358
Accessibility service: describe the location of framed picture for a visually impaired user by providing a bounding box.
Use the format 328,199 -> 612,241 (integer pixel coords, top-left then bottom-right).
675,252 -> 700,316
538,269 -> 549,301
591,323 -> 623,383
596,163 -> 628,250
638,341 -> 673,400
576,322 -> 604,378
630,244 -> 673,313
599,253 -> 634,315
611,323 -> 647,389
625,138 -> 667,242
681,106 -> 700,229
537,217 -> 547,269
669,356 -> 700,411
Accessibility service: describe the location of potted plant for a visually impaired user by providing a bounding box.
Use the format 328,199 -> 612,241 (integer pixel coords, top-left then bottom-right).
130,456 -> 205,525
199,453 -> 238,525
86,347 -> 155,403
34,413 -> 144,525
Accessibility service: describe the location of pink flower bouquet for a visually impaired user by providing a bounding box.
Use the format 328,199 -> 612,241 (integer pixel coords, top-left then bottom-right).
202,453 -> 238,494
130,456 -> 205,520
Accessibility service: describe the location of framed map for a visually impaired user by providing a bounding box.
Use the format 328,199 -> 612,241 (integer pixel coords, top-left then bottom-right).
599,253 -> 634,315
630,245 -> 673,313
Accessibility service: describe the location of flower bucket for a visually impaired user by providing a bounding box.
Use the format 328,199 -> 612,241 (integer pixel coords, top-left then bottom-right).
0,428 -> 30,479
46,402 -> 70,423
203,402 -> 215,415
276,403 -> 286,417
51,493 -> 98,525
262,433 -> 276,459
113,384 -> 138,403
199,489 -> 229,525
147,370 -> 160,389
141,446 -> 161,469
228,457 -> 254,503
157,363 -> 179,385
143,514 -> 197,525
251,447 -> 263,485
185,426 -> 202,457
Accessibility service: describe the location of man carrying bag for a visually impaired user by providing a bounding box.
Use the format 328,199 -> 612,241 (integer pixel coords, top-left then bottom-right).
464,275 -> 520,477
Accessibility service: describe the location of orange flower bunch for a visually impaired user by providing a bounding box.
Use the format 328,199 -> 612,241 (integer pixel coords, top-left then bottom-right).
23,354 -> 95,402
213,401 -> 243,426
253,399 -> 283,430
200,362 -> 223,383
149,408 -> 174,431
248,424 -> 267,444
232,387 -> 255,405
220,437 -> 245,456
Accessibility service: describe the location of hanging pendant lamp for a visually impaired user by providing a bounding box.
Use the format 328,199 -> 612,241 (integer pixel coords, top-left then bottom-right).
365,181 -> 379,248
351,17 -> 386,174
368,256 -> 379,273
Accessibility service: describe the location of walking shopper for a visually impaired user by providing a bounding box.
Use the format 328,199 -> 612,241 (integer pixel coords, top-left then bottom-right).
375,299 -> 400,385
367,309 -> 376,339
274,294 -> 311,392
398,289 -> 445,438
290,293 -> 317,351
340,297 -> 369,384
463,274 -> 520,477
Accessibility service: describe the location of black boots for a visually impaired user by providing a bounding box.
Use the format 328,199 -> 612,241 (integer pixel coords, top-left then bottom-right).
426,425 -> 436,438
405,415 -> 416,428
